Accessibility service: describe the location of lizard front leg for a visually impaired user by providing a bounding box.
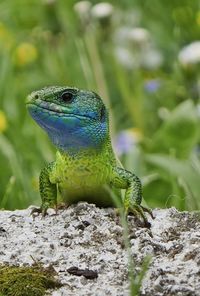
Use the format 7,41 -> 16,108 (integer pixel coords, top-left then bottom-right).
111,167 -> 153,227
39,162 -> 57,216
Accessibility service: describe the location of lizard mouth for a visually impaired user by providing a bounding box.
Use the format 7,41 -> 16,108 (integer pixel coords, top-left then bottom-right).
27,102 -> 96,121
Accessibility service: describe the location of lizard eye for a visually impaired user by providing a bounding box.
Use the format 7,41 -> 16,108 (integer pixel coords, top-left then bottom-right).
61,92 -> 74,103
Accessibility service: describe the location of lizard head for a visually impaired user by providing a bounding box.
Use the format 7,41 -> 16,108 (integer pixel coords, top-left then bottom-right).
26,86 -> 109,151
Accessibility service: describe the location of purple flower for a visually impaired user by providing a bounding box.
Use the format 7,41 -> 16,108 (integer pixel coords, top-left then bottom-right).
114,129 -> 142,156
144,79 -> 160,93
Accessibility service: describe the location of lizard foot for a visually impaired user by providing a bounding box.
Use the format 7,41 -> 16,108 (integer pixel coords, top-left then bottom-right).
30,206 -> 48,217
55,202 -> 69,211
30,202 -> 57,217
126,204 -> 154,228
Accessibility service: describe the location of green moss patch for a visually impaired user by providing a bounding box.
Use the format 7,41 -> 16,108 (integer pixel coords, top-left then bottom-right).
0,264 -> 62,296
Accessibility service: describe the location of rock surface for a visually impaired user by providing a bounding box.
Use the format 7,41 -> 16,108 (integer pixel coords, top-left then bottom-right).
0,203 -> 200,295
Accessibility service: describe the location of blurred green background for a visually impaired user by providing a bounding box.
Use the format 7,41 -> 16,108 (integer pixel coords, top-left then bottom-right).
0,0 -> 200,211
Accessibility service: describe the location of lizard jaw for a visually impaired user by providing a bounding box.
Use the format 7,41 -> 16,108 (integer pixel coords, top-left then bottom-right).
27,102 -> 96,121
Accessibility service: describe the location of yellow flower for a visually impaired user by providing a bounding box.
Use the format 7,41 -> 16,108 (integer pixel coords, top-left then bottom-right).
14,42 -> 38,66
128,127 -> 143,142
0,110 -> 7,133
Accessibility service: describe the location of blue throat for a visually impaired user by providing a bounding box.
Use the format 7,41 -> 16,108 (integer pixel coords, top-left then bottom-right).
29,106 -> 108,153
47,123 -> 107,152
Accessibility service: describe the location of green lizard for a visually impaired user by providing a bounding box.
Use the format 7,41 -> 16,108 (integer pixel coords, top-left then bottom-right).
26,86 -> 152,227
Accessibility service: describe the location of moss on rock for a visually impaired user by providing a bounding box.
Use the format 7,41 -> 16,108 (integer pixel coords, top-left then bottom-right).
0,264 -> 62,296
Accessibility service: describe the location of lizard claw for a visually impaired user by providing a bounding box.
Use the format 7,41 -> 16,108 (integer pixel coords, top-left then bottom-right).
30,207 -> 48,217
30,202 -> 67,217
140,205 -> 154,219
126,204 -> 153,228
30,204 -> 51,217
30,207 -> 42,216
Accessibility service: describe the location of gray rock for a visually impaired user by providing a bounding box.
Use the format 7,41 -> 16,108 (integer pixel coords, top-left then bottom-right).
0,204 -> 200,295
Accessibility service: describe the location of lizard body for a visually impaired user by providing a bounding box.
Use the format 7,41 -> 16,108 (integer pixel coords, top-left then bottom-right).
26,86 -> 152,226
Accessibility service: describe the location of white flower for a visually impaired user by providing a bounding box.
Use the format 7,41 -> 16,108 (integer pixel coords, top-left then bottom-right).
74,1 -> 92,18
115,47 -> 135,70
127,27 -> 150,46
141,48 -> 163,70
114,27 -> 150,47
114,26 -> 162,70
91,2 -> 113,19
178,41 -> 200,66
114,27 -> 132,44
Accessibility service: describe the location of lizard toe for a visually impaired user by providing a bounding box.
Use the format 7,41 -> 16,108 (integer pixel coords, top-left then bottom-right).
126,204 -> 152,228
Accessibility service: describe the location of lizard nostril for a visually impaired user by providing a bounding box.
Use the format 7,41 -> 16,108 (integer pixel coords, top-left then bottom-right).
35,94 -> 39,99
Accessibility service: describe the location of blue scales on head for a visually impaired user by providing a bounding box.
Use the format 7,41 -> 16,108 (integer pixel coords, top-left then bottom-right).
26,86 -> 109,153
